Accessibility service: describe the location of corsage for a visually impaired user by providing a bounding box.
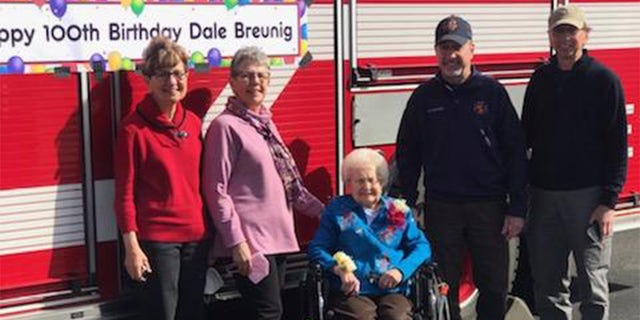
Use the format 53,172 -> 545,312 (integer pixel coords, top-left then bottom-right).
333,251 -> 357,273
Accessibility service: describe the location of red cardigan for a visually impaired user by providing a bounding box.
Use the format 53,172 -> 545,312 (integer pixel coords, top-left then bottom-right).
114,95 -> 207,242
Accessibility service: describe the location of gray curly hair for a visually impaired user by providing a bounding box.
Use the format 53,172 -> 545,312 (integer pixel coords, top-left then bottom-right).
230,46 -> 270,77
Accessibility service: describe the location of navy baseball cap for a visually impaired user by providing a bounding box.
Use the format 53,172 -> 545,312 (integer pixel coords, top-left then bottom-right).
435,15 -> 473,46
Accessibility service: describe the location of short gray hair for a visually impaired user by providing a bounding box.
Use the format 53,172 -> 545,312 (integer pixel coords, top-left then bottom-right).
341,148 -> 389,185
230,46 -> 270,77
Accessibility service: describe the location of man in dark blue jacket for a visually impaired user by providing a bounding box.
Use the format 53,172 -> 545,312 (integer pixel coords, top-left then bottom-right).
396,15 -> 527,320
522,5 -> 627,320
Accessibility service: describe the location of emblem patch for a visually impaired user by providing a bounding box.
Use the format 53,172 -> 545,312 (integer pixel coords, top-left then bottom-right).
473,101 -> 488,115
446,18 -> 458,32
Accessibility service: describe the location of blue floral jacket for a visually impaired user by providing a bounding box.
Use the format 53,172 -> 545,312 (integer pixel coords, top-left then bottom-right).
308,195 -> 431,295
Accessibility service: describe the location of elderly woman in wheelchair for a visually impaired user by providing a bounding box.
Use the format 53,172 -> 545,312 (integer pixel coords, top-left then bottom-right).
308,148 -> 432,320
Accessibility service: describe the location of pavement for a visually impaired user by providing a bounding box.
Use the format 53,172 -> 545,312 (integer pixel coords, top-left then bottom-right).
605,228 -> 640,320
536,228 -> 640,320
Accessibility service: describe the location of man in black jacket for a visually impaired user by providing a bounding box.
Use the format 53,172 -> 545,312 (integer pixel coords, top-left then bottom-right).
522,5 -> 627,320
396,15 -> 527,320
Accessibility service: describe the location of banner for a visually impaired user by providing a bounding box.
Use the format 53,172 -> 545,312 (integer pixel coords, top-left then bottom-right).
0,0 -> 309,74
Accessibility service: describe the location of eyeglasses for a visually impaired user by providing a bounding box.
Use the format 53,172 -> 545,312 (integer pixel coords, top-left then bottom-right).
551,26 -> 583,36
153,70 -> 187,80
352,177 -> 381,187
234,71 -> 270,83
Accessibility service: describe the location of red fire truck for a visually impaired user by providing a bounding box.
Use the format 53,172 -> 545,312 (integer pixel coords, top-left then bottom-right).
1,0 -> 638,319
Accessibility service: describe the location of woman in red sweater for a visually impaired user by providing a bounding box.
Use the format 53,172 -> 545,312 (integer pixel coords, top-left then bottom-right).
114,36 -> 209,320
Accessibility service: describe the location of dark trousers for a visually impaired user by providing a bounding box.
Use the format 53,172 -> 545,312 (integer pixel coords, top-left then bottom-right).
137,239 -> 210,320
329,292 -> 413,320
425,200 -> 508,320
235,255 -> 287,320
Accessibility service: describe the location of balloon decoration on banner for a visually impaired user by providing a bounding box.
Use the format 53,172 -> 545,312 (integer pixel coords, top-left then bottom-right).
297,0 -> 306,17
191,51 -> 205,65
50,0 -> 68,19
220,58 -> 231,67
238,0 -> 250,5
301,39 -> 308,55
224,0 -> 238,10
301,23 -> 308,40
33,0 -> 46,8
269,57 -> 284,67
131,0 -> 145,16
283,56 -> 296,65
90,53 -> 106,71
30,64 -> 46,74
207,48 -> 222,67
121,58 -> 134,71
0,66 -> 8,75
7,56 -> 25,74
121,0 -> 131,8
107,51 -> 122,71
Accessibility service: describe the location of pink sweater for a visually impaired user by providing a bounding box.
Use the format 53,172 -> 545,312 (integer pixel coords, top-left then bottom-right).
203,108 -> 323,257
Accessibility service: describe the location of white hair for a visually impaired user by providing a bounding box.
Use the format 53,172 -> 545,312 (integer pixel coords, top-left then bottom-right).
341,148 -> 389,185
230,46 -> 270,77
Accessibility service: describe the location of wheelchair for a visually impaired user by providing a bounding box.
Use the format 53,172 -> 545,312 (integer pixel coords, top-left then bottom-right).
302,262 -> 451,320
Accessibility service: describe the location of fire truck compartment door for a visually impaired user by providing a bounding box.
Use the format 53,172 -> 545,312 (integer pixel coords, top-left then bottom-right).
353,91 -> 412,147
352,84 -> 527,147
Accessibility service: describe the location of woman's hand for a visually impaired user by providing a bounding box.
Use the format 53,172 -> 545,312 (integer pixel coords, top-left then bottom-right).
122,232 -> 151,282
333,266 -> 360,296
232,241 -> 252,276
378,269 -> 403,289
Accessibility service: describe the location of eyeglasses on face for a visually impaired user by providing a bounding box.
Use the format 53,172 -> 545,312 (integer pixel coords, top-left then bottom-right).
551,26 -> 583,36
352,177 -> 381,186
234,71 -> 270,83
153,70 -> 187,80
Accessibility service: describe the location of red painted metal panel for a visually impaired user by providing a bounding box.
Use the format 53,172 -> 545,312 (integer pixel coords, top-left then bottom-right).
90,74 -> 114,180
0,74 -> 82,189
271,60 -> 338,245
357,52 -> 550,71
589,48 -> 640,199
0,246 -> 87,298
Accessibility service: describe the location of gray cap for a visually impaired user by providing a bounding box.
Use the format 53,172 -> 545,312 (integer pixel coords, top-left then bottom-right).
549,5 -> 587,30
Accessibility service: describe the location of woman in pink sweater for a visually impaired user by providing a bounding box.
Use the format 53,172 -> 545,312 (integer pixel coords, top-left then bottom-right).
203,46 -> 324,320
114,37 -> 209,320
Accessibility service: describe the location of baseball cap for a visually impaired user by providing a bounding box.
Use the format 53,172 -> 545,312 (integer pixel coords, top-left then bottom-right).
548,5 -> 587,30
435,15 -> 473,46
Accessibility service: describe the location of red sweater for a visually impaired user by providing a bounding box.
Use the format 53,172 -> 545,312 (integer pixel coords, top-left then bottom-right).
114,95 -> 207,242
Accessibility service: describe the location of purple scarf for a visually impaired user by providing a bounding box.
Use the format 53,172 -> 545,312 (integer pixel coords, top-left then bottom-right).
225,97 -> 304,205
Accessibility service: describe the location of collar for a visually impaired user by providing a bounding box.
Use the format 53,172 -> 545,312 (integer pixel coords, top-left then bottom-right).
435,67 -> 480,90
137,94 -> 186,129
227,96 -> 272,124
550,49 -> 591,73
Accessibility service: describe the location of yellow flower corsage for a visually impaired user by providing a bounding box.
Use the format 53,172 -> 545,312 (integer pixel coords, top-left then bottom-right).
333,251 -> 357,273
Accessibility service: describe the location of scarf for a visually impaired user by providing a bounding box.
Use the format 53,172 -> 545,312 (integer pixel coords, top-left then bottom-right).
225,97 -> 304,205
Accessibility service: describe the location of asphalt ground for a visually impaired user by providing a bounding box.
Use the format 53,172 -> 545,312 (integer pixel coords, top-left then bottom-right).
601,228 -> 640,320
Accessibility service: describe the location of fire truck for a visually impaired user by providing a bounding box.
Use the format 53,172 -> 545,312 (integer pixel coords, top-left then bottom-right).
0,0 -> 638,319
